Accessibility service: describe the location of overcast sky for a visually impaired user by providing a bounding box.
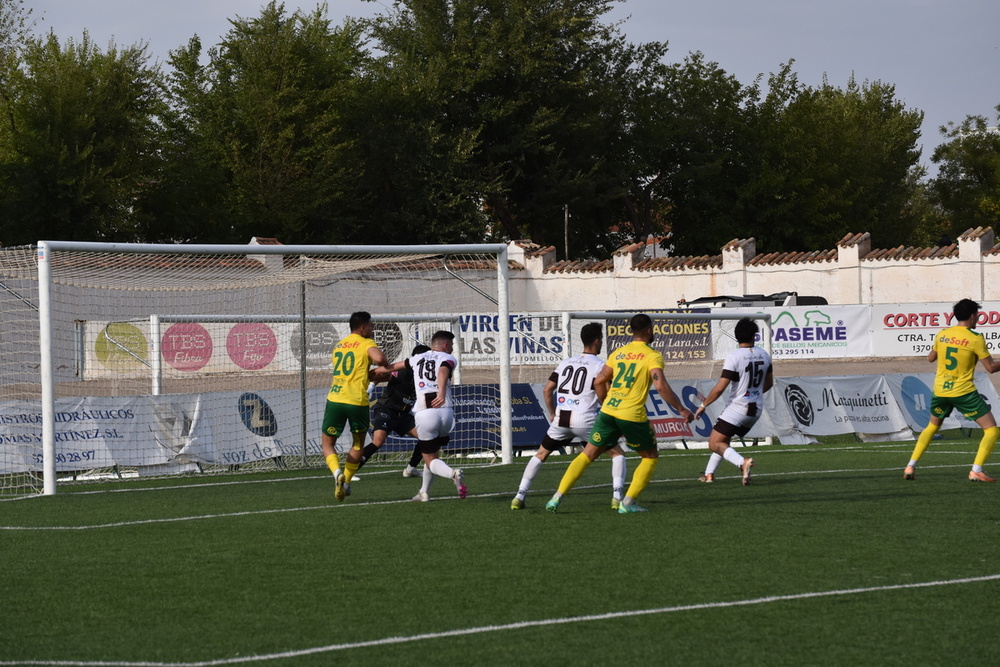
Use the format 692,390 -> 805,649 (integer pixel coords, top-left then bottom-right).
24,0 -> 1000,173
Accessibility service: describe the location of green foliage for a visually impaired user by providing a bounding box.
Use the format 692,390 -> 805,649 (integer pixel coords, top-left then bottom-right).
738,71 -> 924,253
0,31 -> 163,243
634,51 -> 754,257
150,2 -> 367,243
366,0 -> 645,256
0,0 -> 984,256
931,107 -> 1000,239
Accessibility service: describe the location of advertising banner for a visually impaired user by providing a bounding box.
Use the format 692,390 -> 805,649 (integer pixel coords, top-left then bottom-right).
723,305 -> 872,359
20,370 -> 996,474
605,311 -> 712,361
774,376 -> 911,437
81,313 -> 570,381
0,384 -> 553,474
882,372 -> 1000,432
871,302 -> 1000,356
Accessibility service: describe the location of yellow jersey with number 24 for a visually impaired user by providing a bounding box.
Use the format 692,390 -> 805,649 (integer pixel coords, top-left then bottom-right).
601,340 -> 664,422
932,325 -> 989,398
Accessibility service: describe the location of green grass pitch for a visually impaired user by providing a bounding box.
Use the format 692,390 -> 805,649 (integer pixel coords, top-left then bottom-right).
3,433 -> 998,666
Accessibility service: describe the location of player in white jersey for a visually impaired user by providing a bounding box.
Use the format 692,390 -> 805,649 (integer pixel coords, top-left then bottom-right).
693,318 -> 773,485
510,323 -> 628,510
392,330 -> 467,501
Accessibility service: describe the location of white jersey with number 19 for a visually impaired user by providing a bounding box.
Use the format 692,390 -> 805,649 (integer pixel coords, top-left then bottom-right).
408,349 -> 458,412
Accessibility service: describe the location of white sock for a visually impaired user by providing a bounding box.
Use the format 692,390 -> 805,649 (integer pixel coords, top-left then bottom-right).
430,457 -> 454,479
420,466 -> 434,495
907,459 -> 918,468
704,453 -> 723,475
723,447 -> 745,468
612,455 -> 627,500
516,457 -> 544,500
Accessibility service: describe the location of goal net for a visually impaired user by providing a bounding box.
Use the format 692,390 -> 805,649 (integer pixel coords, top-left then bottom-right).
6,241 -> 514,496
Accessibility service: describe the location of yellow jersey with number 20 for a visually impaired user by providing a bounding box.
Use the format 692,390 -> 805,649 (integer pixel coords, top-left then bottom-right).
932,325 -> 989,398
601,340 -> 664,422
327,333 -> 378,406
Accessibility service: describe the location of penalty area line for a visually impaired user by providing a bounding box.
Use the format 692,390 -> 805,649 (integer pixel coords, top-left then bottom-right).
4,573 -> 1000,666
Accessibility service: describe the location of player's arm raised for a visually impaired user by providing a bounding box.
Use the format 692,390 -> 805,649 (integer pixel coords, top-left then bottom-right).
651,367 -> 694,423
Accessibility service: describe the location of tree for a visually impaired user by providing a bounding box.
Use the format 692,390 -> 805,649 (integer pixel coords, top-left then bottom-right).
0,31 -> 163,244
738,70 -> 923,253
365,0 -> 649,257
630,51 -> 755,257
152,2 -> 366,243
931,106 -> 1000,239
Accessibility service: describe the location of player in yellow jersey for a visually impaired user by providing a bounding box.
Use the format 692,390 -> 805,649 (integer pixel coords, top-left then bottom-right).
546,313 -> 695,513
322,311 -> 390,500
904,299 -> 1000,482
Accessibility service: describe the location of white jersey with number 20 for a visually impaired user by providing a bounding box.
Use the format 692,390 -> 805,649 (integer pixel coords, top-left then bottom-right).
546,352 -> 604,440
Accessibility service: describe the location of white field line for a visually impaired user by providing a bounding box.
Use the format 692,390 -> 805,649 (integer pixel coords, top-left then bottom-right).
0,439 -> 966,504
0,463 -> 501,503
0,459 -> 974,531
3,573 -> 999,667
0,440 -> 943,505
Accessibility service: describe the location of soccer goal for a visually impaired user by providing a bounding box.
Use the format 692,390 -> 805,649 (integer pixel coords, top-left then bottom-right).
563,311 -> 774,447
7,241 -> 515,496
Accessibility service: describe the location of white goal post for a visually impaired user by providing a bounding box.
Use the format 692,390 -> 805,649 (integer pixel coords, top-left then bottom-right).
34,241 -> 514,495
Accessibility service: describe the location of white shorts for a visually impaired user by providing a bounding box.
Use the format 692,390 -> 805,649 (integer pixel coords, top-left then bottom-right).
414,408 -> 455,441
717,403 -> 761,437
545,415 -> 596,444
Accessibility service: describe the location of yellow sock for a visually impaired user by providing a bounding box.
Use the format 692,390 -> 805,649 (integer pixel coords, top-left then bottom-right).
909,423 -> 939,463
325,453 -> 340,475
625,457 -> 658,500
343,434 -> 366,482
556,453 -> 593,496
973,426 -> 999,468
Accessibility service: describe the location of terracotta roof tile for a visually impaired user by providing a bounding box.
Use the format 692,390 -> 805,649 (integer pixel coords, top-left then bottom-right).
747,249 -> 837,265
837,232 -> 870,247
632,255 -> 722,271
960,226 -> 992,241
863,245 -> 958,261
544,259 -> 613,274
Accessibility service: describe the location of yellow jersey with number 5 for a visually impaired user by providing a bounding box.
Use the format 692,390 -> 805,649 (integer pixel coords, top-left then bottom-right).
327,333 -> 378,406
932,325 -> 989,397
601,341 -> 664,422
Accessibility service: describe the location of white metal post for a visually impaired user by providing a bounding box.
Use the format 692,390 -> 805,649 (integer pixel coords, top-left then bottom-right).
150,315 -> 162,396
37,242 -> 56,495
497,246 -> 513,464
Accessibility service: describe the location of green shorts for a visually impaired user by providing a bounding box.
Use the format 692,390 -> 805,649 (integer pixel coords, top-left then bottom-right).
322,401 -> 370,438
588,410 -> 657,452
930,391 -> 991,421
